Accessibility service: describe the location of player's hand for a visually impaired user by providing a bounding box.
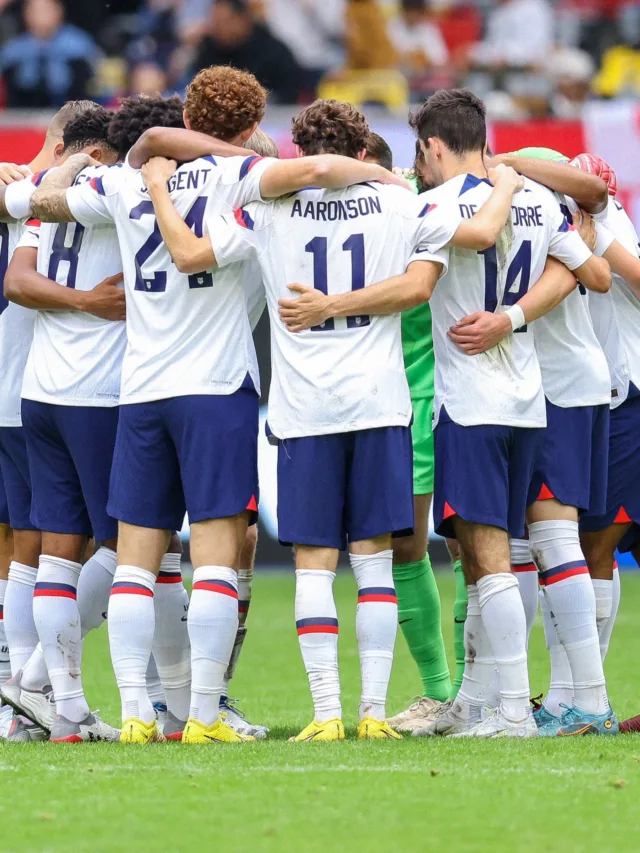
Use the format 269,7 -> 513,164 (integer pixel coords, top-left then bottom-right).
376,168 -> 412,191
0,162 -> 31,185
447,311 -> 512,355
573,208 -> 597,251
83,273 -> 125,321
142,157 -> 177,189
488,163 -> 524,193
278,283 -> 330,332
484,153 -> 510,170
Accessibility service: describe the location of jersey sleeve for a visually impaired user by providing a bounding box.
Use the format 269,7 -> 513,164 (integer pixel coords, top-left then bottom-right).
546,194 -> 592,270
66,167 -> 122,227
16,219 -> 40,249
215,156 -> 279,209
206,202 -> 271,268
4,177 -> 36,220
405,198 -> 457,274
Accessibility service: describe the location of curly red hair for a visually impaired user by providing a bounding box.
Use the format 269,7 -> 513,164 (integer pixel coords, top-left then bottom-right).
185,66 -> 267,141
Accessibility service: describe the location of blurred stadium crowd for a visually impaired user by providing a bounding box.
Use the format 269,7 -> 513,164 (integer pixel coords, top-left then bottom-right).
0,0 -> 637,117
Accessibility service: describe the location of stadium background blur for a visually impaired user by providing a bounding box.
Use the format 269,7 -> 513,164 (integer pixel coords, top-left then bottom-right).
0,0 -> 638,566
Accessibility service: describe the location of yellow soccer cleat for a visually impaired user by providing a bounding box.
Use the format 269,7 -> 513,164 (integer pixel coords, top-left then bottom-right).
357,717 -> 403,740
182,717 -> 256,744
120,717 -> 166,744
288,718 -> 345,742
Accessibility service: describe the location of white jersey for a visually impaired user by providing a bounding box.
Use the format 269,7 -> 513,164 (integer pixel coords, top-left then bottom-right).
588,196 -> 640,406
208,183 -> 456,439
22,166 -> 125,408
66,154 -> 277,404
427,174 -> 593,428
0,174 -> 38,426
530,193 -> 611,408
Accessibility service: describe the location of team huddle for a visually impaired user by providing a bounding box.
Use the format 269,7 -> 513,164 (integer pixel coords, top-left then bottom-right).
0,66 -> 637,744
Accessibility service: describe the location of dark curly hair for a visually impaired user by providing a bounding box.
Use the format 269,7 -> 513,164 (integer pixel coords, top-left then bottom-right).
292,99 -> 369,158
184,66 -> 266,141
108,94 -> 185,160
62,106 -> 118,158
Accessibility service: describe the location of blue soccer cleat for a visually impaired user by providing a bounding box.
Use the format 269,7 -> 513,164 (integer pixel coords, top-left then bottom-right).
531,696 -> 563,737
557,706 -> 619,737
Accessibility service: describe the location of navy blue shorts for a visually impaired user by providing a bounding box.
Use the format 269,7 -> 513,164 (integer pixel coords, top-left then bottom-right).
0,427 -> 36,530
277,426 -> 414,550
581,383 -> 640,536
433,407 -> 541,539
0,475 -> 9,526
108,390 -> 259,531
527,400 -> 609,515
22,400 -> 119,542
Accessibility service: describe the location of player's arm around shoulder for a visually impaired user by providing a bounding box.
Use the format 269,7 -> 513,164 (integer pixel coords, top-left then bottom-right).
30,154 -> 98,222
547,191 -> 612,294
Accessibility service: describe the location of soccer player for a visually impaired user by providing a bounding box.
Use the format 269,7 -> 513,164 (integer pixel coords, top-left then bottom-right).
31,71 -> 412,745
0,100 -> 104,741
275,90 -> 610,738
139,97 -> 524,741
363,134 -> 453,732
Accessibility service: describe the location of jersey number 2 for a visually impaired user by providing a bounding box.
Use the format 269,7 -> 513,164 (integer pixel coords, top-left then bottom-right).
305,234 -> 369,332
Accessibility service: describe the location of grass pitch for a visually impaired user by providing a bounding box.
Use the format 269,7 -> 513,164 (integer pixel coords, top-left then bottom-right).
2,569 -> 640,853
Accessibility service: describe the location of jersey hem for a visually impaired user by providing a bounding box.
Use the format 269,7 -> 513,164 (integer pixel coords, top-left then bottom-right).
269,415 -> 412,440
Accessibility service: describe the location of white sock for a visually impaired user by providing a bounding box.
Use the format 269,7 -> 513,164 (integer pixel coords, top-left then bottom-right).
108,565 -> 156,725
593,564 -> 620,661
146,656 -> 166,706
222,567 -> 252,694
4,561 -> 38,674
540,589 -> 573,716
0,578 -> 10,683
77,546 -> 117,638
510,538 -> 538,644
456,584 -> 495,714
33,556 -> 89,722
295,569 -> 340,724
530,520 -> 607,715
351,550 -> 397,722
20,643 -> 50,691
188,566 -> 238,726
153,552 -> 190,722
477,573 -> 530,721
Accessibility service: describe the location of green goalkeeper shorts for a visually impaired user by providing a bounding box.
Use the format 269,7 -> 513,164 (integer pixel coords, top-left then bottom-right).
411,395 -> 434,496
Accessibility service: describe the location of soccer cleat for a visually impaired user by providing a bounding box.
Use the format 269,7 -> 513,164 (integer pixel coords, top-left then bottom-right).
5,715 -> 49,742
0,705 -> 14,739
357,717 -> 403,740
182,717 -> 256,744
532,700 -> 563,737
50,712 -> 121,743
288,718 -> 345,743
1,670 -> 55,731
410,698 -> 456,736
153,702 -> 168,735
450,707 -> 539,739
163,711 -> 187,742
620,713 -> 640,734
220,695 -> 268,740
120,717 -> 166,744
557,706 -> 619,737
386,696 -> 445,733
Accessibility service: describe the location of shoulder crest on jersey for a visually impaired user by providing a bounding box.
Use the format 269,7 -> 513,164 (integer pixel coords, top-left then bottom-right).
234,207 -> 255,230
558,217 -> 575,233
458,174 -> 492,196
200,154 -> 217,166
418,201 -> 438,217
89,175 -> 106,195
31,170 -> 48,187
239,155 -> 264,180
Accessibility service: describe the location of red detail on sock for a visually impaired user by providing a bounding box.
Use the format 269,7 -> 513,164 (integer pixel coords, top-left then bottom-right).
443,501 -> 456,520
50,734 -> 83,743
613,561 -> 619,572
156,575 -> 182,584
32,589 -> 76,599
110,585 -> 154,597
192,581 -> 238,599
297,625 -> 339,635
357,593 -> 398,604
537,483 -> 555,501
544,565 -> 590,586
511,562 -> 537,573
246,495 -> 258,512
614,506 -> 632,524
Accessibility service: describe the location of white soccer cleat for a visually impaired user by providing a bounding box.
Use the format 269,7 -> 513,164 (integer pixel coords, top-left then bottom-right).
50,711 -> 121,743
220,696 -> 268,740
1,670 -> 55,731
5,715 -> 49,742
386,697 -> 446,733
410,699 -> 483,737
450,707 -> 539,739
0,705 -> 14,739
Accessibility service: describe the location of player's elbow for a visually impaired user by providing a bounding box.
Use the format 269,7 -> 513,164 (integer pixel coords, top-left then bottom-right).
580,258 -> 611,294
173,252 -> 198,275
307,156 -> 332,186
128,127 -> 160,168
3,265 -> 22,302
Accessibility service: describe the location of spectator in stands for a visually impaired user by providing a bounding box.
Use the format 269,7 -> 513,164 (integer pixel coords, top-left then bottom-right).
469,0 -> 554,69
346,0 -> 397,69
0,0 -> 98,107
549,46 -> 595,117
129,61 -> 171,97
191,0 -> 304,103
388,0 -> 448,72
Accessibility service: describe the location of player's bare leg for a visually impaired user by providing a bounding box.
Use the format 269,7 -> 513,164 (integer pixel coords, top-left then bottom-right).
388,494 -> 451,732
526,499 -> 615,736
219,524 -> 268,738
183,512 -> 255,744
438,519 -> 536,738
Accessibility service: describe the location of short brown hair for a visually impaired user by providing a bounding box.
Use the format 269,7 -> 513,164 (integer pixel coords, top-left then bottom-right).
46,100 -> 100,145
365,132 -> 392,171
292,99 -> 369,158
409,88 -> 486,156
185,66 -> 267,141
